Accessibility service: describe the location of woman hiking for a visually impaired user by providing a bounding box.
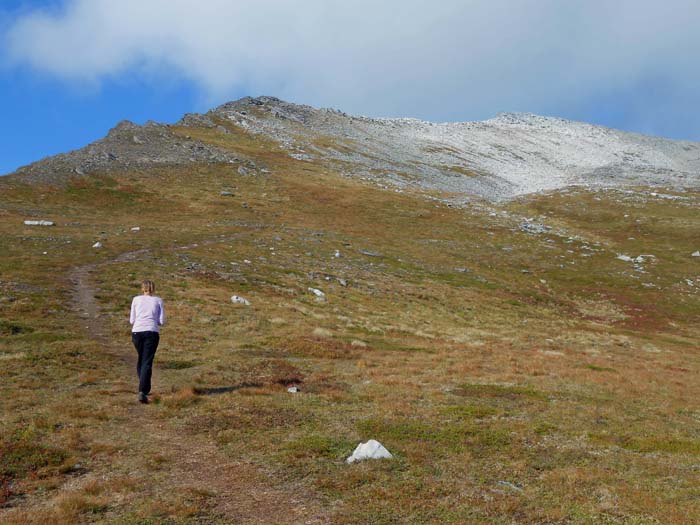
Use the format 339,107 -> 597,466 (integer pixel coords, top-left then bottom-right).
130,280 -> 165,404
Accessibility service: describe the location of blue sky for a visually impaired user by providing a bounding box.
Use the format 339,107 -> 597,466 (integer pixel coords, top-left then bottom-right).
2,0 -> 699,175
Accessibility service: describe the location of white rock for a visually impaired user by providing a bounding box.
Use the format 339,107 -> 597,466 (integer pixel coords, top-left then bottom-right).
692,251 -> 700,257
287,386 -> 300,393
497,481 -> 524,493
346,440 -> 393,464
334,250 -> 342,258
308,287 -> 325,298
616,254 -> 634,262
24,220 -> 55,226
92,242 -> 102,248
130,227 -> 140,232
231,295 -> 251,306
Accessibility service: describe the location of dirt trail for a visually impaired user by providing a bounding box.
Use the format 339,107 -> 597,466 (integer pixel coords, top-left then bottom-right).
64,239 -> 330,524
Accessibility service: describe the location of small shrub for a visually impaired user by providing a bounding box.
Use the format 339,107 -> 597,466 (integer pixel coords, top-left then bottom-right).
0,426 -> 69,505
283,337 -> 357,359
239,358 -> 304,386
160,360 -> 199,370
0,319 -> 33,336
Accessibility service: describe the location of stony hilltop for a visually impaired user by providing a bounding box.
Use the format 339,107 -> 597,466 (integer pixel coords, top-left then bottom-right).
9,96 -> 700,200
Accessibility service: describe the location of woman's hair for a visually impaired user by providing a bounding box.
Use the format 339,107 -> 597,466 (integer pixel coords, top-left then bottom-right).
141,280 -> 156,295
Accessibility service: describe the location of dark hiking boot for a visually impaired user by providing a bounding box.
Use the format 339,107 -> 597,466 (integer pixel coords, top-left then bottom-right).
138,392 -> 149,404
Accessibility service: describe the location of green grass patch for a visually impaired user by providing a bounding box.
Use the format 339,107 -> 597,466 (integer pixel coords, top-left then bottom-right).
584,364 -> 617,373
590,433 -> 700,455
455,383 -> 547,400
440,405 -> 497,420
0,426 -> 69,504
357,417 -> 511,453
282,434 -> 351,461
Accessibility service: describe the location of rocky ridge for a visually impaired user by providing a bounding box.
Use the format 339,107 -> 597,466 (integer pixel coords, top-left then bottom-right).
7,96 -> 700,200
202,97 -> 700,200
9,119 -> 250,186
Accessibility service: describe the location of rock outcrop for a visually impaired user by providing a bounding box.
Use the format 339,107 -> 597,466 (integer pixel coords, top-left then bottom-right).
9,120 -> 244,186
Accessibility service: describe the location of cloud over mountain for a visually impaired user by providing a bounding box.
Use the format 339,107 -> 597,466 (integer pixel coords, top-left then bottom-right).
4,0 -> 700,135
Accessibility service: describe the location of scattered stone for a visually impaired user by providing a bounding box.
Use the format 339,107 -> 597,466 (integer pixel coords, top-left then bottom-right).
346,440 -> 393,464
692,251 -> 700,257
350,340 -> 367,348
359,249 -> 381,257
130,226 -> 140,232
24,220 -> 55,226
334,250 -> 342,258
92,242 -> 102,248
290,152 -> 312,161
616,254 -> 634,262
497,481 -> 524,493
312,327 -> 332,338
220,191 -> 235,197
287,386 -> 300,393
231,295 -> 251,306
308,287 -> 325,298
519,221 -> 550,234
540,350 -> 564,356
337,278 -> 348,287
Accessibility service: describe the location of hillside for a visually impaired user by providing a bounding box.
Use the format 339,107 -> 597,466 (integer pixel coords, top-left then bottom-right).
9,96 -> 700,200
1,98 -> 700,524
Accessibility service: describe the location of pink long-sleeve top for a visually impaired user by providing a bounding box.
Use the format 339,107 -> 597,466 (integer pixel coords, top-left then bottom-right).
130,295 -> 165,333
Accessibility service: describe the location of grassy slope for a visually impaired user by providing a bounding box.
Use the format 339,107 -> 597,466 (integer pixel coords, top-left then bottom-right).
1,122 -> 700,523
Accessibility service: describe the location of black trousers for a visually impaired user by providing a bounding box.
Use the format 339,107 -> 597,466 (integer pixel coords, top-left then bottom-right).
132,331 -> 160,395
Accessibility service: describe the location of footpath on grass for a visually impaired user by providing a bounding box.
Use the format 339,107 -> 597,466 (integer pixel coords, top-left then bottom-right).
71,237 -> 328,523
3,236 -> 328,524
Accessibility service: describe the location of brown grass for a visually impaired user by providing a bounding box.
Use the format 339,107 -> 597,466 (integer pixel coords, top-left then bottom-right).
2,126 -> 700,523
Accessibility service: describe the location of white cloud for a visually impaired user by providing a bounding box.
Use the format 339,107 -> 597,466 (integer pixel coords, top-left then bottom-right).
4,0 -> 700,133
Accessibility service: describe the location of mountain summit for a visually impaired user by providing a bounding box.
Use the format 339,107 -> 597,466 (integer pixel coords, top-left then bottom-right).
9,96 -> 700,200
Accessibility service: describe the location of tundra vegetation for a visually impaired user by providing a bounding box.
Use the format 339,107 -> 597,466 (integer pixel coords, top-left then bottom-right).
1,115 -> 700,524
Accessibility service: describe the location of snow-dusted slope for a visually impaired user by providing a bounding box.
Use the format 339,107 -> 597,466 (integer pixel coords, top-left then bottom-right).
9,96 -> 700,201
207,97 -> 700,200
